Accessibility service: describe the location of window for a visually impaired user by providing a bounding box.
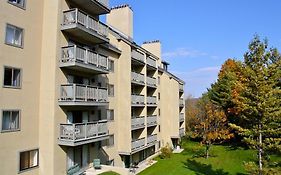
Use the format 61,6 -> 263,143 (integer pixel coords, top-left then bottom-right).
5,24 -> 23,47
1,110 -> 20,132
158,92 -> 160,100
158,125 -> 161,132
108,59 -> 114,72
158,76 -> 160,85
158,108 -> 160,116
19,149 -> 39,172
8,0 -> 25,8
107,135 -> 114,147
107,109 -> 114,121
108,84 -> 114,97
98,110 -> 101,120
3,66 -> 21,88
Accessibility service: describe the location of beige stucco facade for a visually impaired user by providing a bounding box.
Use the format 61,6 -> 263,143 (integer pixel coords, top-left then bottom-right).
0,1 -> 185,175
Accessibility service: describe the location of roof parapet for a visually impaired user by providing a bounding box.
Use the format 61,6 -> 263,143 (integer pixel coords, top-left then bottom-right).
111,4 -> 133,11
143,40 -> 161,44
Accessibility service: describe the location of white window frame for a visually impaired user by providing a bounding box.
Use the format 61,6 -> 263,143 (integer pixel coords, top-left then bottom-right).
108,84 -> 114,97
18,148 -> 39,173
3,66 -> 22,88
7,0 -> 26,9
108,59 -> 114,72
107,109 -> 114,121
1,110 -> 21,132
5,24 -> 24,48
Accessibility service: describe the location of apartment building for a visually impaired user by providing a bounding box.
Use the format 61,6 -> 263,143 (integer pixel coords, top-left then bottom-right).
0,0 -> 185,175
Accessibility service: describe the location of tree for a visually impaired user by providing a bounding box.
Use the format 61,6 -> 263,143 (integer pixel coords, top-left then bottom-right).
230,36 -> 281,174
208,59 -> 245,126
192,94 -> 234,158
185,95 -> 200,135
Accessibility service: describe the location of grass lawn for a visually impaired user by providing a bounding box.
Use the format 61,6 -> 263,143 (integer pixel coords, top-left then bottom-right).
139,140 -> 258,175
99,171 -> 120,175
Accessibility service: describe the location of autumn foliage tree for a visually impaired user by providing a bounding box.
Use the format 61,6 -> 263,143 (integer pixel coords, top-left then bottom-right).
208,59 -> 245,128
192,95 -> 234,158
185,95 -> 200,135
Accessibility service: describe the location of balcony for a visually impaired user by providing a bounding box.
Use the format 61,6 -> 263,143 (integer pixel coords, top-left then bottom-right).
131,72 -> 145,85
147,115 -> 157,127
147,96 -> 157,106
179,84 -> 184,92
179,113 -> 184,123
179,128 -> 185,137
60,45 -> 109,74
147,134 -> 157,146
131,116 -> 145,130
58,120 -> 109,146
147,56 -> 157,69
131,50 -> 145,63
66,0 -> 110,16
59,84 -> 108,106
146,76 -> 157,88
179,98 -> 184,107
131,138 -> 145,151
131,94 -> 145,106
61,9 -> 109,45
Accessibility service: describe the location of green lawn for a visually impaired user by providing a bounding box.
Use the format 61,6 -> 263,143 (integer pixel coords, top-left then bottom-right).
139,140 -> 257,175
99,171 -> 120,175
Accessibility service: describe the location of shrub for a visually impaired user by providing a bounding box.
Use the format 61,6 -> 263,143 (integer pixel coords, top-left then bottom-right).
159,144 -> 172,159
244,161 -> 281,175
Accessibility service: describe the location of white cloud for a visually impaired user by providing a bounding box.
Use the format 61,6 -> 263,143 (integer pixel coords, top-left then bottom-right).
171,66 -> 220,98
194,66 -> 221,73
163,48 -> 207,58
172,66 -> 220,75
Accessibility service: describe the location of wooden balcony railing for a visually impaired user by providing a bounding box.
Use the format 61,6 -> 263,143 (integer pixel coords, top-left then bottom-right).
61,45 -> 108,70
62,9 -> 108,37
131,50 -> 145,62
147,134 -> 157,145
147,96 -> 157,105
131,94 -> 145,105
131,72 -> 145,84
60,84 -> 108,102
179,113 -> 185,122
147,76 -> 157,87
59,120 -> 108,144
131,116 -> 145,130
131,138 -> 145,150
147,56 -> 157,68
147,115 -> 157,126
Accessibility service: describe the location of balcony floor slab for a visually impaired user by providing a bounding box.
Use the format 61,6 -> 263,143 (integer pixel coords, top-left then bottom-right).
59,101 -> 109,107
58,134 -> 109,147
60,61 -> 109,74
61,23 -> 109,45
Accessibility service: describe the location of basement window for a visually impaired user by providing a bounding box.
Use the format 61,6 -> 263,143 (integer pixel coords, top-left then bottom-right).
19,149 -> 39,172
8,0 -> 25,9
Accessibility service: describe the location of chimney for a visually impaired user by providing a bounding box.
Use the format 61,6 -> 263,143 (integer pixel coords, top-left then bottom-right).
107,4 -> 133,38
142,40 -> 162,59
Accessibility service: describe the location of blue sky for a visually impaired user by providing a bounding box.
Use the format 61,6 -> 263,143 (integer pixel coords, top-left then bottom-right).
105,0 -> 281,98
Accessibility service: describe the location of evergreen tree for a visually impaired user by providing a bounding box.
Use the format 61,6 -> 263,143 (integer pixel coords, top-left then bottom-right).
230,36 -> 281,174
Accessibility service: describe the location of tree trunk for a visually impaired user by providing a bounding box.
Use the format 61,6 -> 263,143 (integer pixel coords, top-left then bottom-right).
206,142 -> 210,159
258,123 -> 262,175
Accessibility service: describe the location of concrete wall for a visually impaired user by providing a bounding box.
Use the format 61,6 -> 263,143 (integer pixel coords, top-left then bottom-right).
0,0 -> 44,174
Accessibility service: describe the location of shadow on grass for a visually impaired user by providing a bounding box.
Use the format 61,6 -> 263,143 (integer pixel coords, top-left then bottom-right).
183,159 -> 229,175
